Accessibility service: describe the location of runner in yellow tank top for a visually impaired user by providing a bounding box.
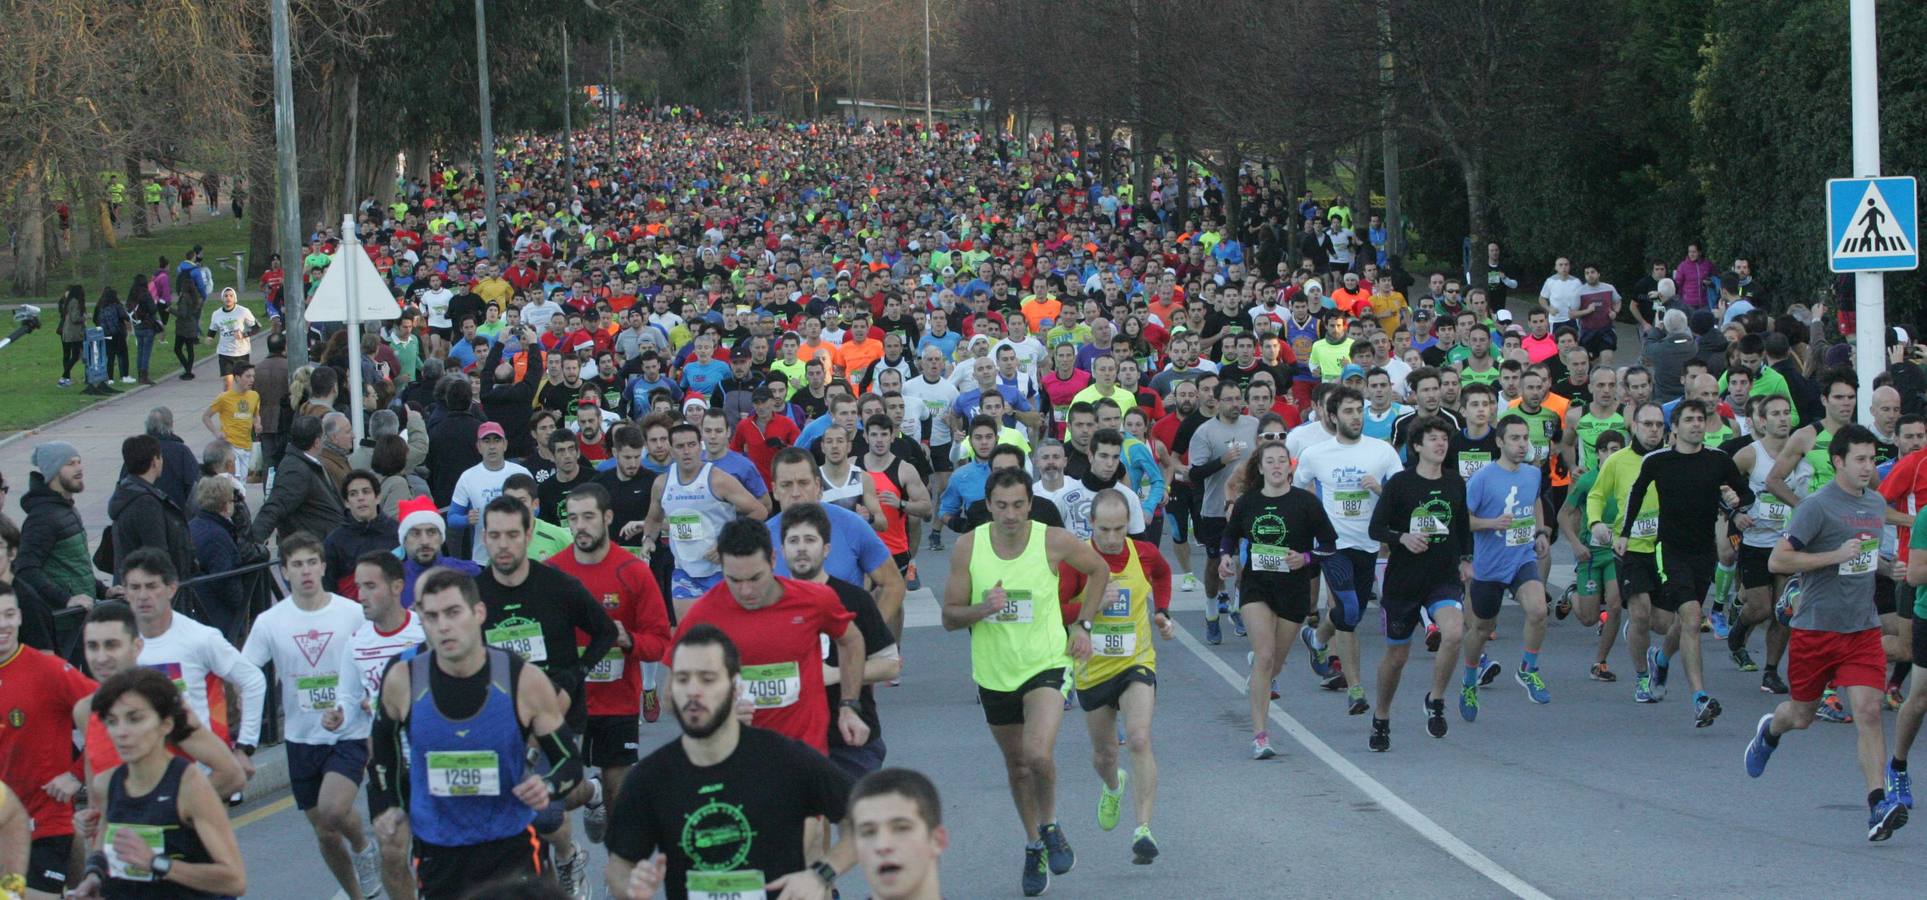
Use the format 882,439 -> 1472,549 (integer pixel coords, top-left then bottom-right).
1061,490 -> 1176,865
941,468 -> 1111,897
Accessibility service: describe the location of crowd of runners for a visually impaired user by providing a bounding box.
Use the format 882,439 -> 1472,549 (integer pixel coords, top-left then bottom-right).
3,106 -> 1925,899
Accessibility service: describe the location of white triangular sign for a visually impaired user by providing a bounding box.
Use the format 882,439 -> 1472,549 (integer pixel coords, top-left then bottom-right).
1835,182 -> 1914,259
305,242 -> 400,322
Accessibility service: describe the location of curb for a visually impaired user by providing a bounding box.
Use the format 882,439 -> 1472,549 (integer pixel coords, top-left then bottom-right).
0,350 -> 226,452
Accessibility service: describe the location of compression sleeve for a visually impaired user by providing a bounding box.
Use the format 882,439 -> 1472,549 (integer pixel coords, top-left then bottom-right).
537,724 -> 584,799
368,707 -> 405,817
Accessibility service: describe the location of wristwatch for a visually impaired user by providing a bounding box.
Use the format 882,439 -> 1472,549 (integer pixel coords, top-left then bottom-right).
150,856 -> 174,881
1077,619 -> 1094,633
839,698 -> 863,711
234,743 -> 257,756
810,859 -> 838,887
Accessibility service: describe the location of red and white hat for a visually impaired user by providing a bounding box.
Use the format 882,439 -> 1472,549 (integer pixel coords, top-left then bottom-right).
397,495 -> 445,542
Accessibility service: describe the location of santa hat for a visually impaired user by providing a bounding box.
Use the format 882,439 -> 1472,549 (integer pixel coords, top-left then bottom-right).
397,495 -> 445,542
682,392 -> 710,413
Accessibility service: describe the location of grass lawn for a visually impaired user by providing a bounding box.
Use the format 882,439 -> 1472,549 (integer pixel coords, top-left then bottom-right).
1,217 -> 263,433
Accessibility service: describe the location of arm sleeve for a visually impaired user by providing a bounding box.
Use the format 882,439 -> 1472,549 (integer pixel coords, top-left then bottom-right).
368,684 -> 406,817
1057,563 -> 1085,607
1138,541 -> 1172,613
249,467 -> 294,543
1368,475 -> 1400,544
1310,499 -> 1340,551
209,634 -> 269,746
570,580 -> 619,671
1586,457 -> 1615,526
623,562 -> 673,664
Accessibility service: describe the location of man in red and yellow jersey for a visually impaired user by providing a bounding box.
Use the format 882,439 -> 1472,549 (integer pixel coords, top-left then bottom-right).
0,586 -> 97,896
1055,489 -> 1174,865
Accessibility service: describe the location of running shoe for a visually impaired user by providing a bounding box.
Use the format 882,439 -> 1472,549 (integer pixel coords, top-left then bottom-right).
1023,843 -> 1050,896
1870,794 -> 1910,842
1818,690 -> 1852,723
1205,615 -> 1222,645
1097,770 -> 1126,832
1590,662 -> 1617,683
557,845 -> 588,899
1760,669 -> 1789,695
1301,626 -> 1333,677
1424,624 -> 1442,653
1554,584 -> 1574,620
57,378 -> 70,387
1634,674 -> 1657,703
1182,573 -> 1200,593
1478,654 -> 1502,687
1424,694 -> 1448,738
1131,826 -> 1160,864
1709,607 -> 1731,640
642,686 -> 661,723
905,563 -> 921,592
353,837 -> 381,899
1516,668 -> 1550,704
1694,694 -> 1722,728
1368,718 -> 1390,752
1646,648 -> 1668,700
582,774 -> 607,843
1228,601 -> 1246,638
1458,684 -> 1479,722
1889,762 -> 1915,809
1730,647 -> 1759,672
1252,732 -> 1277,760
1886,685 -> 1907,712
1743,713 -> 1776,777
928,530 -> 944,551
1038,823 -> 1075,875
1064,690 -> 1074,712
1320,658 -> 1348,691
1348,685 -> 1369,716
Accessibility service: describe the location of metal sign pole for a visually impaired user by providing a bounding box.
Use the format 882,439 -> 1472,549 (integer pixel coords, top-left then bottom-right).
1850,0 -> 1884,423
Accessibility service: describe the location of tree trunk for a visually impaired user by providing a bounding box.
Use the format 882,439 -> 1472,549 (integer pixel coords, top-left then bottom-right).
125,157 -> 150,238
1132,121 -> 1153,218
1175,140 -> 1190,225
1460,144 -> 1488,248
11,166 -> 47,297
1352,136 -> 1374,221
247,124 -> 277,278
1220,147 -> 1243,237
1101,124 -> 1118,186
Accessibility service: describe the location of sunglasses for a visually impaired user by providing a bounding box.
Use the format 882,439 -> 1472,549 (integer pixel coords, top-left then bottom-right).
1259,432 -> 1288,442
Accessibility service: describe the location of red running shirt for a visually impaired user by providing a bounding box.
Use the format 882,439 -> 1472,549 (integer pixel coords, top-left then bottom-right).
673,577 -> 854,755
0,647 -> 96,838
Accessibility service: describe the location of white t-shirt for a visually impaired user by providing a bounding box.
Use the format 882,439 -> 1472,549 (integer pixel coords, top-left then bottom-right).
208,305 -> 259,358
1056,479 -> 1147,540
1538,275 -> 1584,325
138,613 -> 268,746
994,336 -> 1049,375
420,287 -> 455,329
902,375 -> 961,445
241,593 -> 369,745
1033,479 -> 1077,525
333,610 -> 426,737
1292,436 -> 1402,552
452,461 -> 533,561
1285,420 -> 1335,460
522,299 -> 564,331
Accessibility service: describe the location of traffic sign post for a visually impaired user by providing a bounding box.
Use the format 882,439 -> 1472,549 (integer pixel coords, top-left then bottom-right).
1846,0 -> 1891,424
1827,176 -> 1918,273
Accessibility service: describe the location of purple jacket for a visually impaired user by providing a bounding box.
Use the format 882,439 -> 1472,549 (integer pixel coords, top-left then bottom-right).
1673,257 -> 1714,309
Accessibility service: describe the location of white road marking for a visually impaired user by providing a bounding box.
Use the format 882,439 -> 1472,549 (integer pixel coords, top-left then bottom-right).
1171,624 -> 1553,900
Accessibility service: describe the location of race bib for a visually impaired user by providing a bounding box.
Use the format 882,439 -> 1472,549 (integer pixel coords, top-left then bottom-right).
987,589 -> 1035,623
1527,442 -> 1550,464
687,870 -> 767,900
1458,453 -> 1492,480
1840,536 -> 1880,576
485,620 -> 549,663
1754,500 -> 1791,526
668,511 -> 708,543
1093,622 -> 1137,658
1334,489 -> 1370,518
295,673 -> 339,713
586,648 -> 625,683
103,823 -> 166,881
1630,512 -> 1659,539
742,662 -> 802,709
426,750 -> 500,797
1410,514 -> 1449,537
1250,543 -> 1293,573
1505,515 -> 1536,547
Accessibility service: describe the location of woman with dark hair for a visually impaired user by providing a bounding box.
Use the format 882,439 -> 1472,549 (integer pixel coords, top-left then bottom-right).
57,283 -> 86,386
150,256 -> 174,326
171,266 -> 204,380
129,274 -> 161,384
370,433 -> 414,518
95,286 -> 132,384
69,668 -> 246,898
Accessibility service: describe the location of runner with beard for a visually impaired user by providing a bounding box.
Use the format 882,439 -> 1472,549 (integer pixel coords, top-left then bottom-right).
546,483 -> 672,846
368,567 -> 583,899
778,503 -> 900,778
1367,416 -> 1471,748
604,626 -> 855,900
395,496 -> 481,609
1220,441 -> 1335,758
1589,402 -> 1671,702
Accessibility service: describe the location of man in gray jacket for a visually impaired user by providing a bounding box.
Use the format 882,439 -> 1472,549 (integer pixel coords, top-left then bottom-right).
1642,307 -> 1698,404
250,415 -> 345,544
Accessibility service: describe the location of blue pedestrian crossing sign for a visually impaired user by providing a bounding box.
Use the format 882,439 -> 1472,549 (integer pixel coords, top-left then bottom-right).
1828,176 -> 1918,273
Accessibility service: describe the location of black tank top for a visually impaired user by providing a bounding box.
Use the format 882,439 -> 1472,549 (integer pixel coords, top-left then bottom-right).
104,756 -> 216,898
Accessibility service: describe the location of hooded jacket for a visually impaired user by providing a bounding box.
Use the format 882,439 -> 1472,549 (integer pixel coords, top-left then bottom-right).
108,474 -> 196,583
251,448 -> 345,544
14,474 -> 96,602
324,514 -> 399,597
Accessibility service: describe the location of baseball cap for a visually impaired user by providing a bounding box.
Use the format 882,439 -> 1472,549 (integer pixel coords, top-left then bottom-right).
1414,309 -> 1434,322
577,393 -> 600,408
1340,364 -> 1367,381
1494,309 -> 1514,323
477,422 -> 507,440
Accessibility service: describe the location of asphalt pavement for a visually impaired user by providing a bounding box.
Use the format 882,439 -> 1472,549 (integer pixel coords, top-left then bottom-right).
232,535 -> 1918,899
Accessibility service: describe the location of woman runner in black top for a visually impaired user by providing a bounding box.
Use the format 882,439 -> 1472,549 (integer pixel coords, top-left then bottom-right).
1220,441 -> 1337,759
73,668 -> 245,899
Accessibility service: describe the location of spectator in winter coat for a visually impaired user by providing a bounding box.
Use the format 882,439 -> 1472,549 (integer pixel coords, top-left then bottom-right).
94,286 -> 132,384
123,406 -> 202,512
250,415 -> 345,544
129,273 -> 163,384
1643,307 -> 1698,404
425,378 -> 486,506
108,435 -> 196,584
56,284 -> 85,385
14,442 -> 102,610
188,476 -> 251,645
323,470 -> 398,597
